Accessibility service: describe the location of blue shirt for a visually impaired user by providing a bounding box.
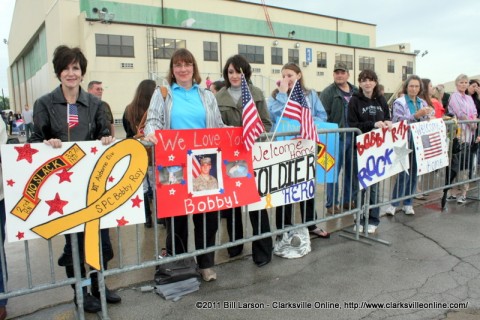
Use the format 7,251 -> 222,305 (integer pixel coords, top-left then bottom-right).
405,95 -> 422,116
170,83 -> 206,129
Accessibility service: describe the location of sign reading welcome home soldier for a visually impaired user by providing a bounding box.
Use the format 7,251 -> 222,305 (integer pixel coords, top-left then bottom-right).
356,120 -> 411,190
249,139 -> 316,211
153,128 -> 260,217
274,118 -> 339,183
410,118 -> 449,175
1,139 -> 148,270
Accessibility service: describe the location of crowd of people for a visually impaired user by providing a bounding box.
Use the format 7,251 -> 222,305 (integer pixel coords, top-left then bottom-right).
0,44 -> 479,318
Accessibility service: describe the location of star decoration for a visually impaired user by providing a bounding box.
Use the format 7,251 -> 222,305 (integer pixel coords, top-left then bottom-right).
131,195 -> 143,208
56,169 -> 73,183
234,150 -> 240,157
236,181 -> 242,187
168,154 -> 175,161
108,176 -> 115,183
14,144 -> 39,163
6,179 -> 15,187
169,188 -> 176,195
217,148 -> 222,153
16,231 -> 25,240
219,188 -> 225,194
116,216 -> 129,226
393,143 -> 412,173
45,192 -> 69,216
91,147 -> 98,155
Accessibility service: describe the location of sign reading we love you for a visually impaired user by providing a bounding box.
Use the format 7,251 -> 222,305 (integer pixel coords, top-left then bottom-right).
249,139 -> 316,211
274,118 -> 339,183
1,139 -> 148,270
356,120 -> 411,190
153,128 -> 260,218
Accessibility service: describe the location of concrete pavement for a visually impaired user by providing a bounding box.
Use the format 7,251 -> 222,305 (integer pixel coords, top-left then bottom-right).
12,190 -> 480,320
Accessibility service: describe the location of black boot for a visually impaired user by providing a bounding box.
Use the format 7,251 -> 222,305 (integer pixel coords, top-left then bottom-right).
144,192 -> 152,228
91,271 -> 122,304
74,288 -> 102,313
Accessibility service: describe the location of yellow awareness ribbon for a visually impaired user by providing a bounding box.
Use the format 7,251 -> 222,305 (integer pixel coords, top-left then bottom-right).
31,139 -> 148,270
264,193 -> 273,208
12,144 -> 86,221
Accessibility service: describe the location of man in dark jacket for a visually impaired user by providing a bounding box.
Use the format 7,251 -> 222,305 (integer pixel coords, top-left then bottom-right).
320,62 -> 359,214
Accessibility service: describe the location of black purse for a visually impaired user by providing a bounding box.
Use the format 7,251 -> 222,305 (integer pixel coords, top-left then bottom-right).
451,137 -> 462,154
154,235 -> 199,285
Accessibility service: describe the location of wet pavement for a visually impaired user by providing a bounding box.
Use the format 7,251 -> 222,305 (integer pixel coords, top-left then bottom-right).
5,128 -> 480,320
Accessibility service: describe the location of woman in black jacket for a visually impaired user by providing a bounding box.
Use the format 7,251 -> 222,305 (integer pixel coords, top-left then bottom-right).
30,45 -> 118,313
347,69 -> 391,234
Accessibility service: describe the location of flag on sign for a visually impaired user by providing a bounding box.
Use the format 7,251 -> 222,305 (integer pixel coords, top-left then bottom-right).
283,80 -> 319,143
421,132 -> 442,159
241,74 -> 265,151
68,104 -> 79,129
192,156 -> 201,178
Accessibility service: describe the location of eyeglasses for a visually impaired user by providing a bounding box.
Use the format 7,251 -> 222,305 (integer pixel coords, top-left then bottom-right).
173,63 -> 193,69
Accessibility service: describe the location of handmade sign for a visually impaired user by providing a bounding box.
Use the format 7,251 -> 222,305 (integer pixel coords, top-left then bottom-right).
356,120 -> 411,190
153,128 -> 260,217
1,139 -> 148,270
249,139 -> 316,211
410,118 -> 449,175
273,118 -> 338,183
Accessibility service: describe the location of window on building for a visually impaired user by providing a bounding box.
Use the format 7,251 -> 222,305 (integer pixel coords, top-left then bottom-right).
153,38 -> 186,59
95,34 -> 134,57
271,47 -> 283,65
288,49 -> 299,64
335,53 -> 353,70
406,61 -> 414,74
359,56 -> 375,71
317,51 -> 327,68
387,59 -> 395,73
238,45 -> 264,64
203,41 -> 218,61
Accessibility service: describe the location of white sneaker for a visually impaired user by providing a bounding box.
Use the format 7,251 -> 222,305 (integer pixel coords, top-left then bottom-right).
385,205 -> 396,216
353,224 -> 363,233
457,196 -> 467,204
367,225 -> 378,234
199,268 -> 217,282
403,205 -> 415,215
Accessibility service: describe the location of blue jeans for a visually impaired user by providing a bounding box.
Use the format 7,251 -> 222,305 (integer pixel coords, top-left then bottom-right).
0,199 -> 7,307
391,147 -> 418,207
25,122 -> 34,141
326,133 -> 356,207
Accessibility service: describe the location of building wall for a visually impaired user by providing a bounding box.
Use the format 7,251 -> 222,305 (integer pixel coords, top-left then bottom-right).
7,0 -> 415,121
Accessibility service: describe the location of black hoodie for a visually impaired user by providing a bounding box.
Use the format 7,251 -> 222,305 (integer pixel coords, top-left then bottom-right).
347,92 -> 390,134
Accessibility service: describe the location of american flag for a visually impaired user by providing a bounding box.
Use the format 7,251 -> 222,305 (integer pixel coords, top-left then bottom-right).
67,104 -> 79,129
192,156 -> 201,178
284,80 -> 319,143
421,132 -> 442,159
241,74 -> 265,151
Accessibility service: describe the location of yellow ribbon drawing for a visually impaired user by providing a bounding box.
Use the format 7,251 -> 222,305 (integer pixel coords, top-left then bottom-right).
31,139 -> 148,270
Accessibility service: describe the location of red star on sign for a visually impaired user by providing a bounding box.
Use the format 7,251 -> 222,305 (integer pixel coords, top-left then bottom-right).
16,231 -> 25,240
6,179 -> 14,187
14,144 -> 39,163
91,146 -> 98,155
56,169 -> 74,183
116,216 -> 129,226
45,192 -> 69,216
131,195 -> 143,208
108,176 -> 115,183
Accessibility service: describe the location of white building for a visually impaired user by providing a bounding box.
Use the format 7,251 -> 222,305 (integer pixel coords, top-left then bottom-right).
7,0 -> 416,122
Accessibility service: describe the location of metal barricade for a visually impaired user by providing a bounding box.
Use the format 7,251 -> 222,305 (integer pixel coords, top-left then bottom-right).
1,120 -> 478,319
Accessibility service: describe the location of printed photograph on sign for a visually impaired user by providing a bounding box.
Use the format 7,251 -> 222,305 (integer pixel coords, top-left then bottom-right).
159,166 -> 183,185
188,150 -> 223,196
226,160 -> 248,178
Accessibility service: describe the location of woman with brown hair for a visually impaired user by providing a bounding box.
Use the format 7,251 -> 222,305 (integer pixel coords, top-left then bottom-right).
122,79 -> 156,227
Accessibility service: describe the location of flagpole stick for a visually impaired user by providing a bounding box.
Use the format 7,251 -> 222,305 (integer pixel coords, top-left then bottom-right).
270,79 -> 297,142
